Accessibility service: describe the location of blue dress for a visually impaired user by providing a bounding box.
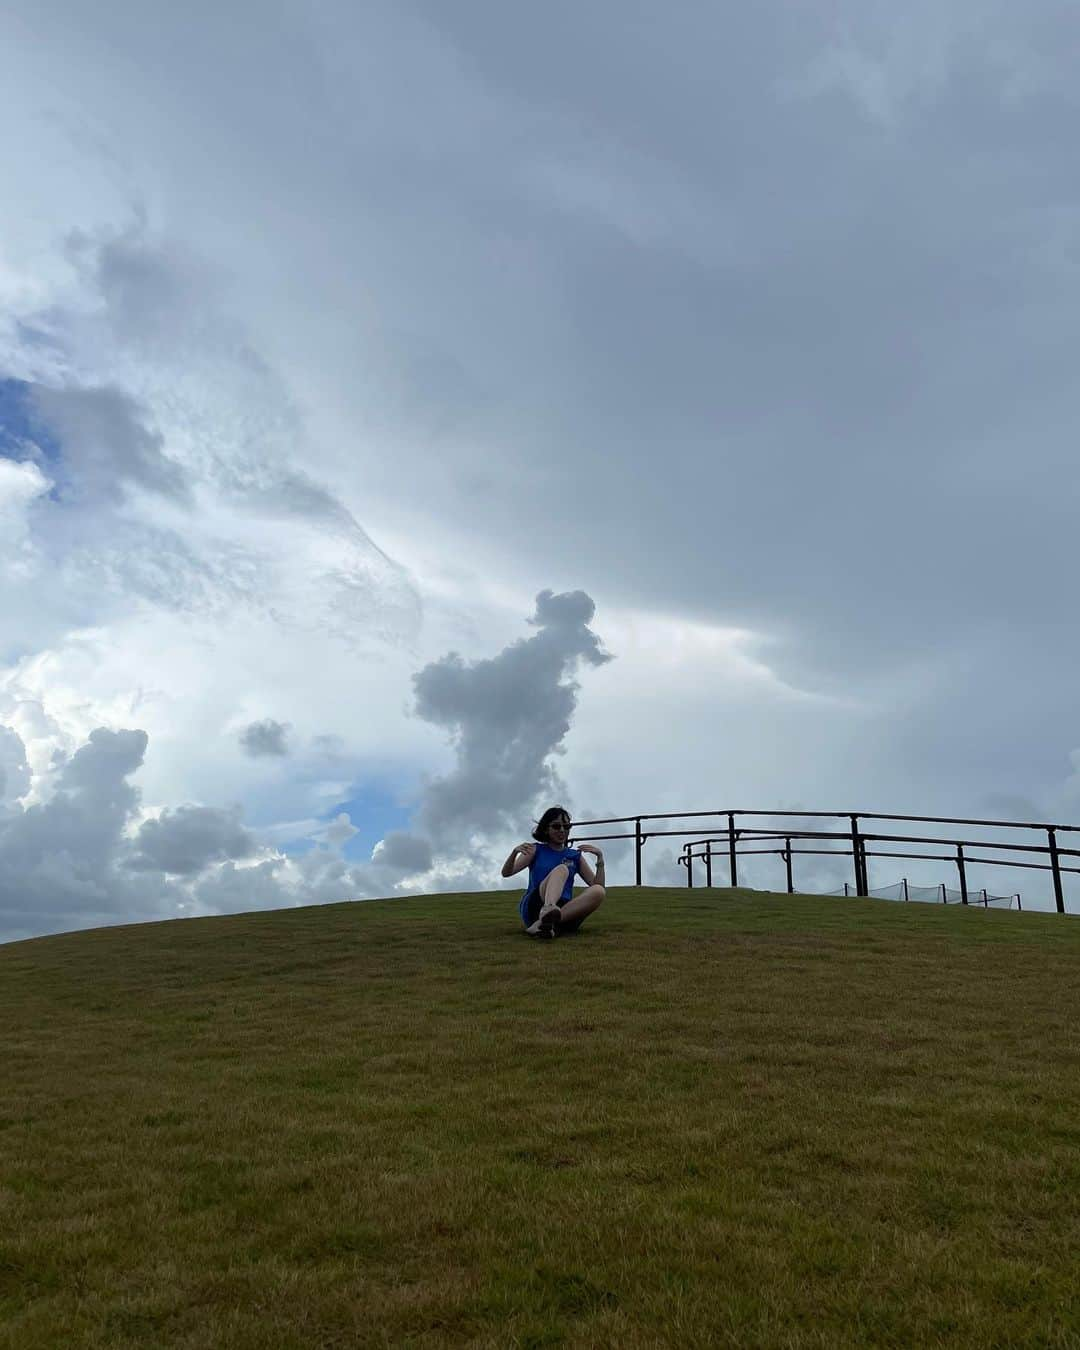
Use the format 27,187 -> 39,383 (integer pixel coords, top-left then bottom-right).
519,844 -> 581,926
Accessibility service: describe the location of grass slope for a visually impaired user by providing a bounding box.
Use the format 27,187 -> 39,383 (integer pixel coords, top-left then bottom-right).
2,888 -> 1080,1349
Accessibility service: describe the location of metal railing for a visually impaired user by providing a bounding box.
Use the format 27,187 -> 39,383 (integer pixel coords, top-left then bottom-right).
569,809 -> 1079,913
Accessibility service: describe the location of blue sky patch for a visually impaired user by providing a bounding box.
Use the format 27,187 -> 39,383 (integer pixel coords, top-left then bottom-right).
0,379 -> 61,466
280,781 -> 415,861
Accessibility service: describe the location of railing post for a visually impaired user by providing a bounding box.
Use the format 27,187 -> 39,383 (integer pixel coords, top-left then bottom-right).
902,877 -> 909,902
850,815 -> 865,895
1015,893 -> 1022,911
982,888 -> 988,908
705,844 -> 713,888
843,882 -> 849,896
940,883 -> 946,904
1047,828 -> 1065,913
686,845 -> 694,889
635,818 -> 643,887
956,844 -> 968,905
784,838 -> 793,893
727,813 -> 738,888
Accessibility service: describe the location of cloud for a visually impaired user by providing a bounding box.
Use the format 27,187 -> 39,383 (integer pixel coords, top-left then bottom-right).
239,719 -> 291,758
0,727 -> 150,928
0,725 -> 31,811
412,588 -> 612,840
1,224 -> 422,653
0,456 -> 50,586
0,719 -> 422,942
0,582 -> 618,940
372,830 -> 432,873
0,720 -> 226,936
644,847 -> 683,887
27,382 -> 190,505
323,812 -> 359,848
127,803 -> 256,876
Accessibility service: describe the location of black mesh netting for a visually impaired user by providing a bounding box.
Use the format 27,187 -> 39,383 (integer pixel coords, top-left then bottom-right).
822,881 -> 1020,908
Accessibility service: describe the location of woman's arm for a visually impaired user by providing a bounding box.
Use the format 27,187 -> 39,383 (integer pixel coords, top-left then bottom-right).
576,844 -> 605,887
501,842 -> 535,878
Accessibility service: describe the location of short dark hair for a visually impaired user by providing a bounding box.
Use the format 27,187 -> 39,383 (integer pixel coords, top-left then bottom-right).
532,805 -> 571,844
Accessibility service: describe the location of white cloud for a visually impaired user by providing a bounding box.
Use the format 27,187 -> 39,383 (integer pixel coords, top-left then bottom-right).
0,718 -> 448,942
323,812 -> 360,848
0,222 -> 440,892
0,587 -> 611,938
0,725 -> 31,812
0,457 -> 50,578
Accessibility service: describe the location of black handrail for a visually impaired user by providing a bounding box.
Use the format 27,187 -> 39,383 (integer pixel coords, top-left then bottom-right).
569,808 -> 1075,913
575,808 -> 1080,831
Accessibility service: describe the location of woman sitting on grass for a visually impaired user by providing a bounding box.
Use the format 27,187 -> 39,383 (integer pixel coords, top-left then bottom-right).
501,805 -> 605,939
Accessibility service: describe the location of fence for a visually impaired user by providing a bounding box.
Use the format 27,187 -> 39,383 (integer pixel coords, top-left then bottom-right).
825,880 -> 1021,909
568,808 -> 1079,913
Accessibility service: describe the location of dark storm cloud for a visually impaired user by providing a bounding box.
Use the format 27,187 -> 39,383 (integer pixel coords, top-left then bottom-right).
311,0 -> 1080,823
8,3 -> 1079,706
281,1 -> 1080,700
239,720 -> 291,757
10,7 -> 1076,732
412,588 -> 612,839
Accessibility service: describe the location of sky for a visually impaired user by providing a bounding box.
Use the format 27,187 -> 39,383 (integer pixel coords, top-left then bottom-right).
3,1 -> 1080,942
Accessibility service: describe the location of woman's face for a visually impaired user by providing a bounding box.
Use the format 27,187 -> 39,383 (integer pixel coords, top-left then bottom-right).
547,814 -> 570,847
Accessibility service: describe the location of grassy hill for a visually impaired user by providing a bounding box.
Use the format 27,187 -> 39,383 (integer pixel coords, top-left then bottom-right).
2,888 -> 1080,1348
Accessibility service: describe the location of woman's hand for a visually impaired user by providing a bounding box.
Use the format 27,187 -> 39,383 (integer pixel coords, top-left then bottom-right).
501,841 -> 535,878
578,844 -> 604,860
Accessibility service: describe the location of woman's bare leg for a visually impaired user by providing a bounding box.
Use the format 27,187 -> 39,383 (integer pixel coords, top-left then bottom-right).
539,865 -> 569,913
559,884 -> 605,926
526,864 -> 570,934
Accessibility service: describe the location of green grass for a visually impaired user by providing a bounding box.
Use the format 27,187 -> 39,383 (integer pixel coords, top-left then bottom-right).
2,887 -> 1080,1348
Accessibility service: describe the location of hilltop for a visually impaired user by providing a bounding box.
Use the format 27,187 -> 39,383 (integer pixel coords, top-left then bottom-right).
2,888 -> 1079,1348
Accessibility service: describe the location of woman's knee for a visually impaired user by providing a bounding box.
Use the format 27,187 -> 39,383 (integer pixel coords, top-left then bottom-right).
577,884 -> 604,910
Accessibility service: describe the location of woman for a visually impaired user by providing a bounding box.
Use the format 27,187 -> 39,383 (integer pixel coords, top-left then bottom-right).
501,805 -> 606,938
